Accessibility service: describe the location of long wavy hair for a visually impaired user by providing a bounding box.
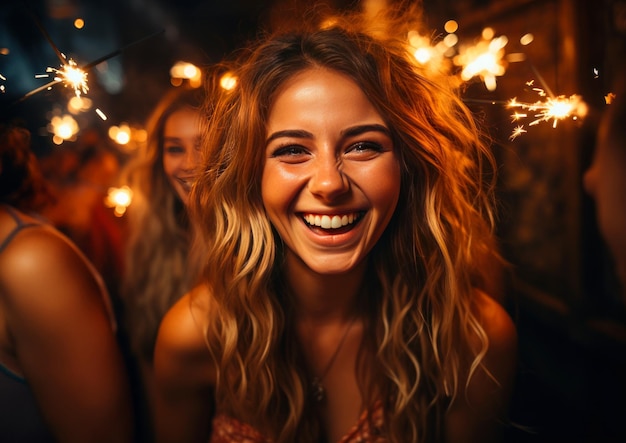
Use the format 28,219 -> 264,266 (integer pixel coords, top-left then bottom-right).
121,86 -> 205,362
191,9 -> 501,443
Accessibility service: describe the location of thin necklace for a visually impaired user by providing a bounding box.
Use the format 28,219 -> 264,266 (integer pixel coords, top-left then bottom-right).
310,315 -> 358,402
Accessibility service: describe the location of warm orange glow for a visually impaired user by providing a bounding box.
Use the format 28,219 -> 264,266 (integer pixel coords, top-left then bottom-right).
48,57 -> 89,97
108,123 -> 132,145
520,33 -> 534,46
48,114 -> 79,143
444,20 -> 458,34
454,29 -> 508,91
105,186 -> 133,217
407,30 -> 449,74
67,96 -> 92,114
170,61 -> 202,88
219,72 -> 238,91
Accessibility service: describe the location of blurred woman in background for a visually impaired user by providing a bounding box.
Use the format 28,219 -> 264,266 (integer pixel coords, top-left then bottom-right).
121,84 -> 207,439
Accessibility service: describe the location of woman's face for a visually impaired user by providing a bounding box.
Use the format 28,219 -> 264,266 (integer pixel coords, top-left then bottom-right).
262,67 -> 401,275
162,106 -> 202,204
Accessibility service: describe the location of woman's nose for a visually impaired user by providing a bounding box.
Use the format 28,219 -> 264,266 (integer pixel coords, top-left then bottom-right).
182,147 -> 201,172
308,156 -> 349,201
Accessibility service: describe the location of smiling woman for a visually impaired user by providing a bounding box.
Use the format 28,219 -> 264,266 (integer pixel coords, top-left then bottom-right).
162,106 -> 203,205
153,5 -> 517,443
119,85 -> 208,441
262,68 -> 401,276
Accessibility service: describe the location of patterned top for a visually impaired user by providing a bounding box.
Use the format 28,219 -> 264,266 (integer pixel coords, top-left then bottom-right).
209,403 -> 385,443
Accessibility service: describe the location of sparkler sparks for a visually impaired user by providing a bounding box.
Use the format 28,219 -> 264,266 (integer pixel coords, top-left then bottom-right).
510,125 -> 527,140
47,57 -> 89,97
507,92 -> 588,137
18,55 -> 91,104
453,28 -> 508,91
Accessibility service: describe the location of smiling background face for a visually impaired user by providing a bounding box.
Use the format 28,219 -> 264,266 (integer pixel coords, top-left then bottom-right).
261,67 -> 401,276
162,106 -> 202,204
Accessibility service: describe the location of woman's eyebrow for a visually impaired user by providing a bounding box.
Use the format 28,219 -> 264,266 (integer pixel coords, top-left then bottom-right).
340,124 -> 391,138
163,136 -> 183,142
266,124 -> 390,144
266,129 -> 313,144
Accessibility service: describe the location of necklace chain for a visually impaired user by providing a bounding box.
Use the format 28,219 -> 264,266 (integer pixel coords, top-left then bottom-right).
310,315 -> 358,402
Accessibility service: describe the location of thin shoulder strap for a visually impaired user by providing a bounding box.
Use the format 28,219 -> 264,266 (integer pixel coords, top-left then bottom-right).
0,205 -> 41,253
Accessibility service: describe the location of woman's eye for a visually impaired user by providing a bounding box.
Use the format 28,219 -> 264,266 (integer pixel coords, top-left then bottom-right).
271,145 -> 309,158
164,145 -> 185,154
347,141 -> 384,154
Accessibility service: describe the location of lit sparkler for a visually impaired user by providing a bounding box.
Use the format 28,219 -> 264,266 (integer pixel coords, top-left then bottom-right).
507,86 -> 588,139
22,55 -> 89,103
509,93 -> 588,127
453,28 -> 508,91
47,56 -> 88,97
15,5 -> 163,107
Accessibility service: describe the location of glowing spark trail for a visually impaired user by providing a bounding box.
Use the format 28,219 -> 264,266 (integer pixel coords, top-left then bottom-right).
95,108 -> 107,120
506,92 -> 588,140
508,94 -> 587,127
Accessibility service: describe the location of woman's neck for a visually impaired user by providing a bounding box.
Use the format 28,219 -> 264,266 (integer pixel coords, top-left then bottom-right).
284,253 -> 367,321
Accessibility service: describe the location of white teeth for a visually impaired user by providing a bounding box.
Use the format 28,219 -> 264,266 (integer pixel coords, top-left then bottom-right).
321,215 -> 331,228
303,213 -> 360,229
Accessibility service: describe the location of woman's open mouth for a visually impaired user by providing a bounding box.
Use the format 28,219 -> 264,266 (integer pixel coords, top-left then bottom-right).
302,212 -> 364,234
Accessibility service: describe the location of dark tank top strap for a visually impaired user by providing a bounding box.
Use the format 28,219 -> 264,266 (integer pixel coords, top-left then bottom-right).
0,205 -> 41,253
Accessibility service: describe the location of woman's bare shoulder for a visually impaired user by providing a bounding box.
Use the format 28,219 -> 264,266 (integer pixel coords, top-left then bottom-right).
0,222 -> 103,311
153,285 -> 215,443
154,285 -> 215,388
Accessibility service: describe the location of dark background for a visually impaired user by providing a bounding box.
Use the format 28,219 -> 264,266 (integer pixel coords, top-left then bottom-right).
2,0 -> 626,442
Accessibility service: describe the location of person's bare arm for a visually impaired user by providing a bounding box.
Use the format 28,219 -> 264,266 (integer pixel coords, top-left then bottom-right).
444,291 -> 518,443
0,226 -> 134,443
153,290 -> 215,443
